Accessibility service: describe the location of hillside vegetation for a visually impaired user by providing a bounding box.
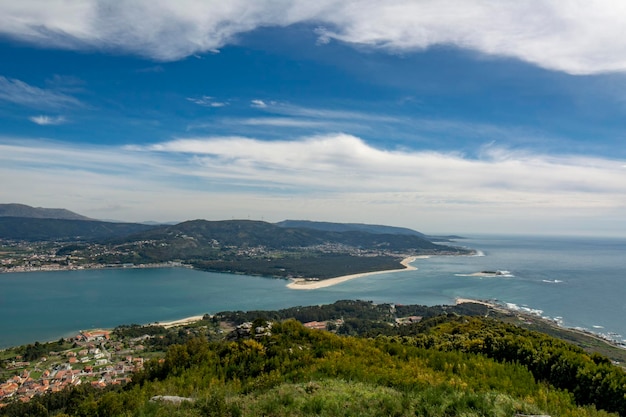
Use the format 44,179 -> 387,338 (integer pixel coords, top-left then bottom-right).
107,220 -> 468,278
115,219 -> 450,253
3,307 -> 625,417
0,219 -> 471,278
0,217 -> 155,242
275,220 -> 463,241
1,205 -> 471,279
275,220 -> 428,237
0,204 -> 92,221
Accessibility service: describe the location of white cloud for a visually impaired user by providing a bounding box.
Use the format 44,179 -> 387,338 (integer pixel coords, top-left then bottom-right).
2,1 -> 626,74
187,96 -> 228,107
240,117 -> 326,128
138,133 -> 626,198
264,103 -> 399,123
251,99 -> 267,108
0,76 -> 82,109
205,103 -> 396,133
3,133 -> 626,235
29,115 -> 67,125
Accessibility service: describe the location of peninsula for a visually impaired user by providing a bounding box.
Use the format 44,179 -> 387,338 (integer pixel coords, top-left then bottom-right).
287,255 -> 422,289
0,205 -> 474,280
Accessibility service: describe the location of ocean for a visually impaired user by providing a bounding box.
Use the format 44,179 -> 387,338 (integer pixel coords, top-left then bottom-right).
1,234 -> 625,349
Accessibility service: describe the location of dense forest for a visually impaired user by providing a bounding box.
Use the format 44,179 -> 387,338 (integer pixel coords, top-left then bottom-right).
191,253 -> 404,279
2,304 -> 625,417
0,217 -> 154,242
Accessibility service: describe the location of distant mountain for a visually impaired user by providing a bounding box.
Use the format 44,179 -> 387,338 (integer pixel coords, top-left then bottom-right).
1,216 -> 473,278
276,220 -> 465,242
0,212 -> 467,250
275,220 -> 427,237
114,219 -> 465,257
123,219 -> 438,250
97,219 -> 471,277
0,203 -> 92,221
0,217 -> 156,241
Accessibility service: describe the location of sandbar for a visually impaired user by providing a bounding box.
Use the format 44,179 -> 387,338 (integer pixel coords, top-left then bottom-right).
286,256 -> 425,290
155,315 -> 205,328
455,297 -> 498,308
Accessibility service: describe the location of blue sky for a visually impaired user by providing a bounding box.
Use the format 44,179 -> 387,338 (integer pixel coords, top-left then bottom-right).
1,1 -> 626,236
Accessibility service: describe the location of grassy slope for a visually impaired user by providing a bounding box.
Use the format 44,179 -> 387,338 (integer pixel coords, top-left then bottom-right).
4,318 -> 621,417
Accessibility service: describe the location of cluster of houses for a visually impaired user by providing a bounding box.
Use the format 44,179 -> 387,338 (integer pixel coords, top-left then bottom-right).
0,330 -> 147,407
1,315 -> 427,407
0,365 -> 84,405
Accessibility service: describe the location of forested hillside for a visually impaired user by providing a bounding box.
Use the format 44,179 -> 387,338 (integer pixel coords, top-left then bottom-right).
1,212 -> 472,276
0,204 -> 92,221
0,217 -> 155,241
3,310 -> 625,417
2,214 -> 473,278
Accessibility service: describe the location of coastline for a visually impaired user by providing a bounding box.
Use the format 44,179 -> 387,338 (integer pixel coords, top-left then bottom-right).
455,297 -> 498,308
455,298 -> 626,351
0,261 -> 190,274
67,300 -> 626,351
154,315 -> 206,328
3,298 -> 624,354
0,315 -> 210,350
286,256 -> 424,290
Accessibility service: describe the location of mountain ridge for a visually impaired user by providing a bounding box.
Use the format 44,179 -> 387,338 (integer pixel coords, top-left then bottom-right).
0,204 -> 452,247
0,205 -> 472,279
276,219 -> 463,241
0,203 -> 92,221
123,219 -> 443,251
275,219 -> 428,237
0,217 -> 156,241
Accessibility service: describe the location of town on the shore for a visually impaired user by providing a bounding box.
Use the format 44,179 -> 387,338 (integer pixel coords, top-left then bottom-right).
0,312 -> 427,407
0,330 -> 147,407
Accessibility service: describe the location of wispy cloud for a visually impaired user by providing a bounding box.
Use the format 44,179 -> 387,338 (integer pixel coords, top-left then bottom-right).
29,115 -> 67,125
0,76 -> 82,109
3,134 -> 626,234
187,96 -> 228,107
136,133 -> 626,200
260,102 -> 398,122
240,117 -> 326,128
250,99 -> 267,108
2,1 -> 626,74
190,102 -> 393,134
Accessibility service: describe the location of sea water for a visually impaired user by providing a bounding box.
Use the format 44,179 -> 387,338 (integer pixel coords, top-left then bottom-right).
1,235 -> 625,349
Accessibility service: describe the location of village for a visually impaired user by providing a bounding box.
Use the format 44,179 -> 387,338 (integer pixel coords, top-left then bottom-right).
0,310 -> 429,408
0,329 -> 148,407
0,238 -> 189,274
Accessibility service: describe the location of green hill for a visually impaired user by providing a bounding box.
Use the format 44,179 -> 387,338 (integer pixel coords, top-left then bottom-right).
275,220 -> 464,241
1,216 -> 472,279
275,219 -> 429,237
3,307 -> 624,417
99,219 -> 470,278
0,203 -> 92,220
120,219 -> 454,252
0,217 -> 156,241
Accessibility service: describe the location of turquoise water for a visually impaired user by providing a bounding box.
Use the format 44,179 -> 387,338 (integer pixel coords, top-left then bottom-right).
1,235 -> 625,348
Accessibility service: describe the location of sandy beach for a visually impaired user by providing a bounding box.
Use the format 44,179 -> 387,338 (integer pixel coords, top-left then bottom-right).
155,315 -> 205,328
286,256 -> 425,290
455,297 -> 498,308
